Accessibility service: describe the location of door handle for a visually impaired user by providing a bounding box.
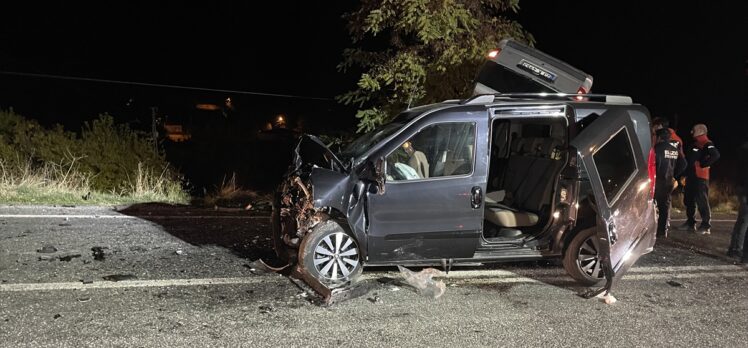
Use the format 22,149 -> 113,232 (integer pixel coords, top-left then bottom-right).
470,186 -> 483,209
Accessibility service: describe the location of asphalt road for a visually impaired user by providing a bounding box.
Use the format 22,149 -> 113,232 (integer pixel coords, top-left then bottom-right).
1,205 -> 747,347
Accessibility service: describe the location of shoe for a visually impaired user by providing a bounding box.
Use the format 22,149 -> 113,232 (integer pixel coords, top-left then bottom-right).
697,226 -> 711,235
676,222 -> 696,232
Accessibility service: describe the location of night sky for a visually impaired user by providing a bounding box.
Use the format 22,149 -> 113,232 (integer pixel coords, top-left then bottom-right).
1,1 -> 746,179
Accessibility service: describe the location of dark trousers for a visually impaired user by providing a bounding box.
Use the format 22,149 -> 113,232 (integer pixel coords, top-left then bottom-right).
729,193 -> 748,258
654,183 -> 672,237
684,177 -> 711,228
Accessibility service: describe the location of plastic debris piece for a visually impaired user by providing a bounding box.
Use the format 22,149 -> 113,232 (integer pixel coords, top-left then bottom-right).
397,265 -> 446,299
597,292 -> 617,305
666,280 -> 683,287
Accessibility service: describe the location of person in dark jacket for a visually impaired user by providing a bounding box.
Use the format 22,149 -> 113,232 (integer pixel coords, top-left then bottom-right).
728,136 -> 748,262
677,123 -> 720,234
652,121 -> 686,237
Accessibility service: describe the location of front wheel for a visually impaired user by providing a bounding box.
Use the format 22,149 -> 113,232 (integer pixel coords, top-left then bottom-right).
563,227 -> 606,286
298,220 -> 363,288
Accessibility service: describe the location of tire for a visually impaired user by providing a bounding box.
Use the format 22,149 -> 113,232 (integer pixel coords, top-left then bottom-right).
298,220 -> 363,288
563,227 -> 606,287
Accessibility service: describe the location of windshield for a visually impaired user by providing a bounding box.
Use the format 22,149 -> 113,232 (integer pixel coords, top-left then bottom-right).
339,122 -> 404,161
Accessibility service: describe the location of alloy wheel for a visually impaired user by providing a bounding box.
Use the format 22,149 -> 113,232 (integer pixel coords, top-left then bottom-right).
312,232 -> 360,281
576,235 -> 605,280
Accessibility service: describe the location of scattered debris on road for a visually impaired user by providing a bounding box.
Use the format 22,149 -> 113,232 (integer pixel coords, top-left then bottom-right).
258,305 -> 274,314
37,245 -> 57,253
367,295 -> 383,304
102,274 -> 137,282
175,249 -> 185,256
397,266 -> 446,299
596,293 -> 617,305
91,247 -> 107,261
81,277 -> 93,284
666,280 -> 683,287
58,254 -> 82,262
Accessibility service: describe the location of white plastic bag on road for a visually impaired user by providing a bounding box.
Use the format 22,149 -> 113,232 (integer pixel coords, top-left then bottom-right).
397,265 -> 446,299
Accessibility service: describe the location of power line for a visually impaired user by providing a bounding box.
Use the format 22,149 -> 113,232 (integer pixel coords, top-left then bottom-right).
0,71 -> 334,101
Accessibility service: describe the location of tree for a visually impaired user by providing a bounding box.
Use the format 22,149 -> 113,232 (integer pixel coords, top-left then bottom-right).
337,0 -> 534,132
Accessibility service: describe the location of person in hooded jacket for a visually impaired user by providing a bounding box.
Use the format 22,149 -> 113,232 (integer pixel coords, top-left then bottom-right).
728,135 -> 748,263
652,120 -> 686,237
677,123 -> 720,234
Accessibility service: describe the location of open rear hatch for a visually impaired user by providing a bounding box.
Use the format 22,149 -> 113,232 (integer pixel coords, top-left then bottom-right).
474,39 -> 593,95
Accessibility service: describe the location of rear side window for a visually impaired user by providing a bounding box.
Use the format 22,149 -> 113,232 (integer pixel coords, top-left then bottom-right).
592,128 -> 637,204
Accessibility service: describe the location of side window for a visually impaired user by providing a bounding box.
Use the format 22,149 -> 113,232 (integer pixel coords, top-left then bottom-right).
386,122 -> 475,181
592,128 -> 637,204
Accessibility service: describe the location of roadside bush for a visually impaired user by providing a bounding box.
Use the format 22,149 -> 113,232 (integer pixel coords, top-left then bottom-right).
0,109 -> 188,204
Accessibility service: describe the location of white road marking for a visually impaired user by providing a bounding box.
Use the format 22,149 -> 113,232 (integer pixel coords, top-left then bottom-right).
0,276 -> 271,292
2,265 -> 745,292
0,214 -> 270,219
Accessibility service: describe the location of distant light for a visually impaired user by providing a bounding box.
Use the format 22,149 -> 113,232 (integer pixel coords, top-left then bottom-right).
553,211 -> 560,219
196,103 -> 220,111
487,49 -> 500,59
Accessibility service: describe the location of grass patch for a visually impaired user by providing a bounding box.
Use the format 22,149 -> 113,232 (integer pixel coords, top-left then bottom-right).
0,157 -> 188,205
201,173 -> 271,208
671,180 -> 738,214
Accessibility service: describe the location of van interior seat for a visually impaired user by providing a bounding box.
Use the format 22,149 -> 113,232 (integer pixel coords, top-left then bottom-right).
485,203 -> 539,227
484,136 -> 564,228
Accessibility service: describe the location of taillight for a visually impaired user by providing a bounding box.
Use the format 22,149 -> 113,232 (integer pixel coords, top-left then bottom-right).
487,49 -> 501,59
647,148 -> 656,198
575,87 -> 587,101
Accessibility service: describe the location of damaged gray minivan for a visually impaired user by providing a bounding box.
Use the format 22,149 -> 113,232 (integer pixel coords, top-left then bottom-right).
272,92 -> 658,296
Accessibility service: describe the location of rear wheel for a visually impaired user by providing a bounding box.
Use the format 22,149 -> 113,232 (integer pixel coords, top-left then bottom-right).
298,220 -> 363,288
563,227 -> 606,286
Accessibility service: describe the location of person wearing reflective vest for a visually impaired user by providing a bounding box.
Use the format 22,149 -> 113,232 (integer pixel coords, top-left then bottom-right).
677,124 -> 720,234
652,120 -> 686,238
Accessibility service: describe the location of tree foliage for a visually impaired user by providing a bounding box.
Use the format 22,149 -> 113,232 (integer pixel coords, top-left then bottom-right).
337,0 -> 534,132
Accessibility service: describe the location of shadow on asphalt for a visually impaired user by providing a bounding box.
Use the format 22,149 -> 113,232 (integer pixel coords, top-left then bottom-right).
117,203 -> 592,295
117,203 -> 279,263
